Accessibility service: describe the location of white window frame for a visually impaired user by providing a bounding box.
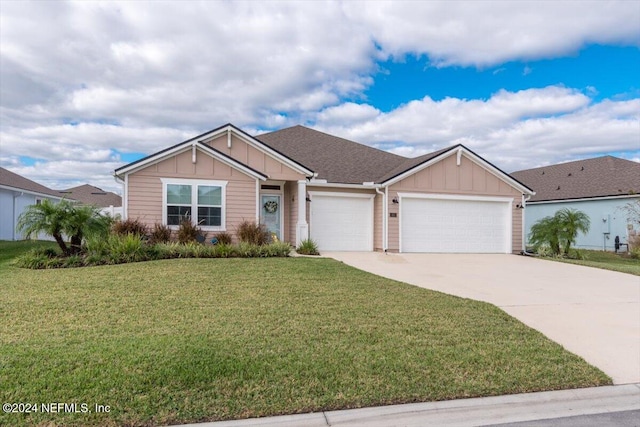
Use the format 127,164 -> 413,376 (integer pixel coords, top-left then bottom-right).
161,178 -> 228,231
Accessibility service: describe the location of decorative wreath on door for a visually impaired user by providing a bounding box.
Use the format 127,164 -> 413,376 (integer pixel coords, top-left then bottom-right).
264,200 -> 278,213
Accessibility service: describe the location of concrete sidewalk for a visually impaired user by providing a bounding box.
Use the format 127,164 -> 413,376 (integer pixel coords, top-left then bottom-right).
175,384 -> 640,427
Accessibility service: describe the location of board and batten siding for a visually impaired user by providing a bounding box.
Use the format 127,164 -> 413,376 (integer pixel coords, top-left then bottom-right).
204,133 -> 306,182
387,153 -> 523,253
127,148 -> 257,240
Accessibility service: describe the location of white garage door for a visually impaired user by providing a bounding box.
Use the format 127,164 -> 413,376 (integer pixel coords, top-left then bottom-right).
310,192 -> 373,251
400,195 -> 511,253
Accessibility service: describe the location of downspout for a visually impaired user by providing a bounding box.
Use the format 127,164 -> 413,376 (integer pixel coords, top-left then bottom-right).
521,193 -> 532,254
375,186 -> 387,252
13,191 -> 23,241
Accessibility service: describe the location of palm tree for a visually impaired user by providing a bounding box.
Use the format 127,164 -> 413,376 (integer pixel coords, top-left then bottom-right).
529,215 -> 561,254
17,199 -> 111,256
529,208 -> 590,256
17,199 -> 70,254
63,203 -> 112,254
555,208 -> 590,254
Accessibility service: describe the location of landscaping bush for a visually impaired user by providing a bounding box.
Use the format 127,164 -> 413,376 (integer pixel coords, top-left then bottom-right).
213,231 -> 233,245
262,241 -> 292,257
149,223 -> 172,244
112,218 -> 148,237
297,238 -> 320,255
177,219 -> 201,244
236,220 -> 270,245
213,242 -> 236,258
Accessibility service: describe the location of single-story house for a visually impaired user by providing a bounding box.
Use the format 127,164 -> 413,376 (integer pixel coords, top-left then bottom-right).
512,156 -> 640,251
0,167 -> 68,240
114,124 -> 535,253
58,184 -> 123,217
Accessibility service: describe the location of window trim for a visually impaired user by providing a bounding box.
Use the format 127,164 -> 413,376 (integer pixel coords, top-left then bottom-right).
161,178 -> 228,231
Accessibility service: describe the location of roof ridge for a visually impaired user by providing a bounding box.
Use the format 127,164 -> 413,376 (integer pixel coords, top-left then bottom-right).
512,155 -> 635,174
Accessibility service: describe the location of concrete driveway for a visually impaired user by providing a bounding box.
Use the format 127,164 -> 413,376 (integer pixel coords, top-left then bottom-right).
324,252 -> 640,385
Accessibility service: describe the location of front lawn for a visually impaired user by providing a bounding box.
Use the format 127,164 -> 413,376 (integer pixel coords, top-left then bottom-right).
540,249 -> 640,276
0,242 -> 610,426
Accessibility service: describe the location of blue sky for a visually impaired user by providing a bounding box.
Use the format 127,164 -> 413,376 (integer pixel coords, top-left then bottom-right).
0,1 -> 638,194
366,45 -> 640,110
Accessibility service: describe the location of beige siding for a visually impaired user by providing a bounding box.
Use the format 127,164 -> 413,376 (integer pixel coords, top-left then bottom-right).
374,192 -> 383,251
127,149 -> 257,242
387,153 -> 523,253
204,133 -> 305,181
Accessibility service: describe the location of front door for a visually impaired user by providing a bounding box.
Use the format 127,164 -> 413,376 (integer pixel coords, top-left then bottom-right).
260,194 -> 281,241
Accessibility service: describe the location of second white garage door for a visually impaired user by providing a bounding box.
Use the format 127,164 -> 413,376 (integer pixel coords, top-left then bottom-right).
309,192 -> 374,251
400,194 -> 512,253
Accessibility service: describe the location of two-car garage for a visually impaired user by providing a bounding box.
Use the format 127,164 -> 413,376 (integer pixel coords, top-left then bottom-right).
399,194 -> 512,253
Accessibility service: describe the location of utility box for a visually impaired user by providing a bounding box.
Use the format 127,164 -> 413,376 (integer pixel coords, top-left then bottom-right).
601,215 -> 611,234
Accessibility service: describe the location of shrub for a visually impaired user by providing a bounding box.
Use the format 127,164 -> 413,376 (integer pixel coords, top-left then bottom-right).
213,231 -> 233,245
236,220 -> 270,245
262,242 -> 292,257
177,219 -> 201,244
297,238 -> 319,255
106,233 -> 147,264
213,242 -> 236,258
112,218 -> 148,237
236,242 -> 261,257
149,223 -> 172,244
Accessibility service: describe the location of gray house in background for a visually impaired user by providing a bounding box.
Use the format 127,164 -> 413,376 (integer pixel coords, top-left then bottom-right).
58,184 -> 122,217
512,156 -> 640,251
0,167 -> 68,241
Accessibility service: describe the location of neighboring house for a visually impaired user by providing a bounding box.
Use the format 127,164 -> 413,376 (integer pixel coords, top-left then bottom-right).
512,156 -> 640,251
0,167 -> 68,240
114,124 -> 534,253
58,184 -> 123,217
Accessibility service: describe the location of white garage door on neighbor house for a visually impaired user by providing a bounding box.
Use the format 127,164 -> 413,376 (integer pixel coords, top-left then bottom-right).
400,194 -> 512,253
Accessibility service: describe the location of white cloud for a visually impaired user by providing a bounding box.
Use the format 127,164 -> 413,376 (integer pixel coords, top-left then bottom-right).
0,1 -> 639,192
344,1 -> 640,66
312,88 -> 639,172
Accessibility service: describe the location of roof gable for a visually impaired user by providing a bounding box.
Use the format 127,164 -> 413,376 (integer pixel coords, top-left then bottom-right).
115,124 -> 313,178
0,167 -> 66,199
381,145 -> 534,194
511,156 -> 640,202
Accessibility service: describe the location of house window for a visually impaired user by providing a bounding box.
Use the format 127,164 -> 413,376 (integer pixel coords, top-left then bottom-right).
162,179 -> 227,230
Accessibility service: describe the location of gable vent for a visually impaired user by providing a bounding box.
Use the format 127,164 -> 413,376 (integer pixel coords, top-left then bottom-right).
261,185 -> 281,190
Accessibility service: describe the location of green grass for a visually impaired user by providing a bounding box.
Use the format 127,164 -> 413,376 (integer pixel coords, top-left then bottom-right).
0,240 -> 58,264
0,241 -> 610,426
542,249 -> 640,276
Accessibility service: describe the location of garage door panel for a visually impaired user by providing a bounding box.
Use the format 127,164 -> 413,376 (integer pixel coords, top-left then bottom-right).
310,194 -> 373,251
401,197 -> 510,253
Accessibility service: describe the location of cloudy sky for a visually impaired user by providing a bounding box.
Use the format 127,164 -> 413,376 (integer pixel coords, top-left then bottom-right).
1,1 -> 639,194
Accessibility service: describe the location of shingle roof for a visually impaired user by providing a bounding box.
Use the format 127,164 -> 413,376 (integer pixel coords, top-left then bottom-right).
0,167 -> 66,199
58,184 -> 122,207
257,125 -> 408,183
511,156 -> 640,202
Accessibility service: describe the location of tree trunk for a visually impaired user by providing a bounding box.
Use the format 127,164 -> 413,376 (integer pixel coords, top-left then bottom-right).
53,233 -> 70,256
69,234 -> 83,255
